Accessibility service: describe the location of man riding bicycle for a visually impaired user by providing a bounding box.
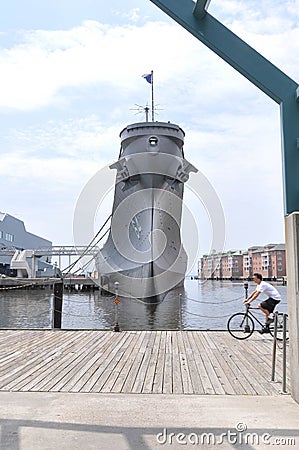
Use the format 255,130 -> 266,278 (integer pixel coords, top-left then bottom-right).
243,273 -> 281,333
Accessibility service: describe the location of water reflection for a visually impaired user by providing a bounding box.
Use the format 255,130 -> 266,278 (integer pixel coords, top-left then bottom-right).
0,280 -> 288,330
0,289 -> 52,329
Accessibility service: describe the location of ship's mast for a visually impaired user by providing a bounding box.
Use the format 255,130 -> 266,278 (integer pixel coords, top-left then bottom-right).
150,70 -> 154,122
142,71 -> 155,122
137,71 -> 161,122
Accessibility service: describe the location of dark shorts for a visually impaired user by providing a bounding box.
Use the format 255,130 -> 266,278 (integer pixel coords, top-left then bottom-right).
260,297 -> 280,313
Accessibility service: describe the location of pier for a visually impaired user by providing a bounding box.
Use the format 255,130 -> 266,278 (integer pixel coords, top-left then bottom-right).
0,276 -> 99,291
0,329 -> 290,395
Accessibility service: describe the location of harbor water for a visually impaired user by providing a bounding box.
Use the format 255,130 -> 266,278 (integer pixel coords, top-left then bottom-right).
0,280 -> 288,330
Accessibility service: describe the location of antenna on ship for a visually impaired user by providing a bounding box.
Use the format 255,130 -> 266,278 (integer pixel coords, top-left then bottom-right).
130,104 -> 150,122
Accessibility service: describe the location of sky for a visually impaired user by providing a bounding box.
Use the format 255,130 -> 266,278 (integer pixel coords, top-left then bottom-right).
1,0 -> 299,270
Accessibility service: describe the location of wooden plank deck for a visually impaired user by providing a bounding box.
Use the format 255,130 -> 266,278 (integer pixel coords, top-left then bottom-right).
0,330 -> 290,395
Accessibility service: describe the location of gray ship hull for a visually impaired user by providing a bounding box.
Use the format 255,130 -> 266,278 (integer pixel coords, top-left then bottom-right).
96,122 -> 197,302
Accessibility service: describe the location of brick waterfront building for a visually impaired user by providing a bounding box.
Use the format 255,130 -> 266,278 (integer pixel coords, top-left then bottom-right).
199,244 -> 286,280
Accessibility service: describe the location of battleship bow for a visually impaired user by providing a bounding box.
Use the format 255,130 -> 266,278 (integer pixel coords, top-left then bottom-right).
96,121 -> 197,302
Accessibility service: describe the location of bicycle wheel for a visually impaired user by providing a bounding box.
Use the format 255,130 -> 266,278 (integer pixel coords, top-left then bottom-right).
268,314 -> 289,341
227,313 -> 255,339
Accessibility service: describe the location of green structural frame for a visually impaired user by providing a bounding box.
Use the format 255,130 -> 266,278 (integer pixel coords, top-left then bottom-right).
149,0 -> 299,215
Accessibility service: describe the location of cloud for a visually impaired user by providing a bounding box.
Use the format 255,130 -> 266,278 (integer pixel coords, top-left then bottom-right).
0,153 -> 96,190
1,12 -> 297,112
5,116 -> 121,160
0,149 -> 116,245
0,20 -> 194,110
0,8 -> 297,123
114,8 -> 142,23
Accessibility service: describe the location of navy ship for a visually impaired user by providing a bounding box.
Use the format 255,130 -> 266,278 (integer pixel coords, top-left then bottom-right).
96,121 -> 197,303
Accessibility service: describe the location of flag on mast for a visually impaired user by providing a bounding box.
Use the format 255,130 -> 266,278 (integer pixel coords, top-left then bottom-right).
142,73 -> 153,84
142,71 -> 154,121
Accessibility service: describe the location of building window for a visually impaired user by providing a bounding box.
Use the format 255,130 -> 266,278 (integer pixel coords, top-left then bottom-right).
5,233 -> 14,242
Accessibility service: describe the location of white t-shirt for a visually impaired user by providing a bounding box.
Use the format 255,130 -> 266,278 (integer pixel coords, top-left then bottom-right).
256,281 -> 281,301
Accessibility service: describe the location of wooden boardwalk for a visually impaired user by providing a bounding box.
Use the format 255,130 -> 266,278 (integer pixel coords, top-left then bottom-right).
0,330 -> 290,395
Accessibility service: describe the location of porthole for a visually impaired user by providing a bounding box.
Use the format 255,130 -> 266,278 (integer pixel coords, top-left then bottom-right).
149,136 -> 158,146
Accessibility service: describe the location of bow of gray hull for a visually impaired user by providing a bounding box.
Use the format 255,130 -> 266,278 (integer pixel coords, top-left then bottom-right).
95,122 -> 197,303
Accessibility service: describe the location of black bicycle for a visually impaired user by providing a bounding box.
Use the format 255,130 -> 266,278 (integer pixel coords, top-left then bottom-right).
227,305 -> 289,340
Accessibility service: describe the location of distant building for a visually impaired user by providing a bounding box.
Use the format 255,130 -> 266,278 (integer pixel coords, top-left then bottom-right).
269,244 -> 286,279
0,212 -> 53,276
248,243 -> 286,280
243,246 -> 263,280
199,243 -> 286,280
200,252 -> 220,279
221,250 -> 244,279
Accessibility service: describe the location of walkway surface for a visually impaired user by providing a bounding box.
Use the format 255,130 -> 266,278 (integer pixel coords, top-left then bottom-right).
1,330 -> 297,449
0,330 -> 290,395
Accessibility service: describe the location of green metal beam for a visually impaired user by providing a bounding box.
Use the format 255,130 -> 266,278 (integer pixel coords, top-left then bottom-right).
150,0 -> 296,103
149,0 -> 299,215
193,0 -> 211,19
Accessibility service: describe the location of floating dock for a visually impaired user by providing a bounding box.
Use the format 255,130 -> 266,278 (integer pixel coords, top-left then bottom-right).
0,330 -> 290,395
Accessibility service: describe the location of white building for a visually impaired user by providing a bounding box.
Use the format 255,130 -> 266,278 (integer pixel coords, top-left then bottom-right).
0,212 -> 53,277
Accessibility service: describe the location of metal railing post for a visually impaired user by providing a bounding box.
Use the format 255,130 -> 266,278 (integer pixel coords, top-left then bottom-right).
282,313 -> 287,393
114,281 -> 120,332
53,280 -> 63,329
271,311 -> 278,381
